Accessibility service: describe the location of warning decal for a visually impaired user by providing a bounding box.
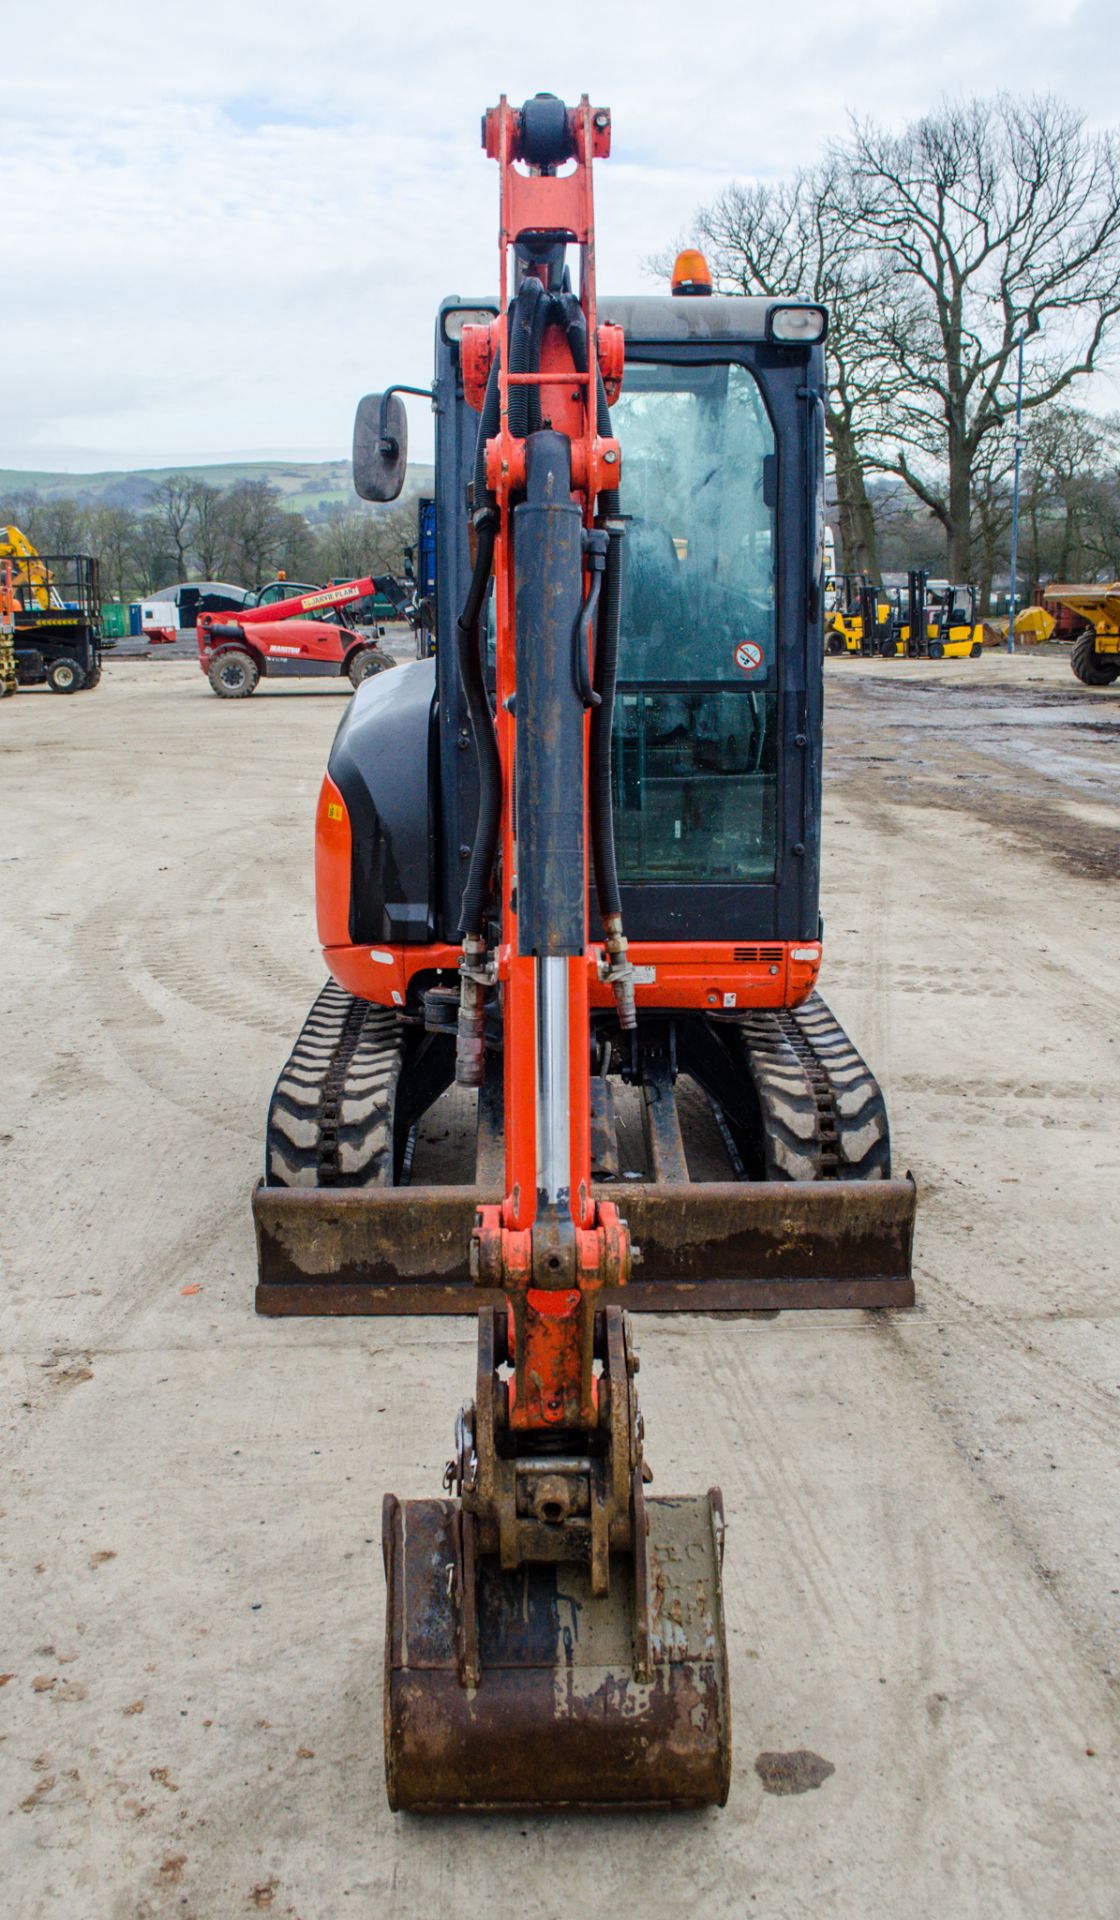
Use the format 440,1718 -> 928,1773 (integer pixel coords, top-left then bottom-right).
733,639 -> 763,674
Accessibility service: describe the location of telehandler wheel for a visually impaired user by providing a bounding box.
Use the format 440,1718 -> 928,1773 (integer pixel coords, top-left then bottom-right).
208,648 -> 259,698
47,656 -> 86,693
348,646 -> 391,688
1071,631 -> 1120,686
84,665 -> 102,689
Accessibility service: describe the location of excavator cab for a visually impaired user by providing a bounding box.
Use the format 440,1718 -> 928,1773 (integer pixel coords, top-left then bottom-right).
255,93 -> 915,1813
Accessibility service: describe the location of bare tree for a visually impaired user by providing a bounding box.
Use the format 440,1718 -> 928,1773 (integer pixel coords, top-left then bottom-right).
274,509 -> 320,584
1019,404 -> 1110,585
843,95 -> 1120,577
1079,459 -> 1120,577
221,480 -> 294,588
871,480 -> 949,577
34,496 -> 89,555
86,503 -> 140,603
968,429 -> 1016,611
148,473 -> 202,582
131,514 -> 177,595
686,169 -> 911,578
188,483 -> 232,580
315,502 -> 413,582
0,489 -> 49,545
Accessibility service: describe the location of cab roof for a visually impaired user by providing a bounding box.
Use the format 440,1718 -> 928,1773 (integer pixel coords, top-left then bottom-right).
599,295 -> 820,341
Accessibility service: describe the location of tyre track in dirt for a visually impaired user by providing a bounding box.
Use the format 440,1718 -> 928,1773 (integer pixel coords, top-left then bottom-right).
2,658 -> 1119,1918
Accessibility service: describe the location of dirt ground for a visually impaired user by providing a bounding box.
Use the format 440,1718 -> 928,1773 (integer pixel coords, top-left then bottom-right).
2,648 -> 1118,1919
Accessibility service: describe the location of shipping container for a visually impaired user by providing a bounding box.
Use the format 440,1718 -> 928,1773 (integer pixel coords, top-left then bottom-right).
101,602 -> 129,639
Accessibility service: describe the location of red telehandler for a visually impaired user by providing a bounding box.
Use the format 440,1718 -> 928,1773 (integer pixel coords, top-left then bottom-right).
197,573 -> 414,696
253,93 -> 916,1810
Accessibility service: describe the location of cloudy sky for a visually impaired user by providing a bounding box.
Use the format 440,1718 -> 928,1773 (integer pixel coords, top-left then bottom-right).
7,0 -> 1119,472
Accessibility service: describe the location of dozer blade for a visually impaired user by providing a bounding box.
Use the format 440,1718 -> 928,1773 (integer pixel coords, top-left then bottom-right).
382,1489 -> 731,1811
254,1175 -> 916,1315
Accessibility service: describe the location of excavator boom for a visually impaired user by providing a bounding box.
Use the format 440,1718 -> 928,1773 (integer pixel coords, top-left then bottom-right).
379,93 -> 733,1812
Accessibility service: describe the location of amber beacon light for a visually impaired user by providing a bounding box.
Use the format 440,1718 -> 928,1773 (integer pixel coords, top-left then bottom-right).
671,248 -> 713,295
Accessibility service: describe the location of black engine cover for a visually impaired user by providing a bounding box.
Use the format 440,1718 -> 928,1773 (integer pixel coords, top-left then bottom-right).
329,659 -> 439,945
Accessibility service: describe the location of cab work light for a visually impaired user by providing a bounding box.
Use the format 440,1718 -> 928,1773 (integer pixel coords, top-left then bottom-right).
767,304 -> 828,343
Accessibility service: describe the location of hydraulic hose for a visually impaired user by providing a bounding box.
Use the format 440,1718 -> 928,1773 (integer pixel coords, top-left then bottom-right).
556,288 -> 626,921
459,281 -> 625,938
507,276 -> 546,440
460,277 -> 556,937
589,349 -> 624,922
588,503 -> 624,921
472,353 -> 501,508
471,278 -> 549,504
455,515 -> 499,937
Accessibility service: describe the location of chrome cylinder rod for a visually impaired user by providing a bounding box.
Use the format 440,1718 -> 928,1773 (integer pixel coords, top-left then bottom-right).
537,956 -> 571,1209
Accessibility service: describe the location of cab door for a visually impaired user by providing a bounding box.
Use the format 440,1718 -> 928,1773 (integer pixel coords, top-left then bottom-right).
608,355 -> 796,940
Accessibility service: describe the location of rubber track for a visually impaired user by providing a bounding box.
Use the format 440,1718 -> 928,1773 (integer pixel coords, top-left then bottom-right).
735,990 -> 891,1181
265,980 -> 405,1188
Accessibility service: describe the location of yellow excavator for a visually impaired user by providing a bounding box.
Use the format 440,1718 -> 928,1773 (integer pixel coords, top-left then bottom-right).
0,525 -> 59,611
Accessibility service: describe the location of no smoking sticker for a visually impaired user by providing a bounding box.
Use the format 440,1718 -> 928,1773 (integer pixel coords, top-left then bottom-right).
734,640 -> 763,674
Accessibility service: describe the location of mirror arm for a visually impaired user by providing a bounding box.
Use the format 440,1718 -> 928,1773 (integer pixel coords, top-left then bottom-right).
378,385 -> 436,455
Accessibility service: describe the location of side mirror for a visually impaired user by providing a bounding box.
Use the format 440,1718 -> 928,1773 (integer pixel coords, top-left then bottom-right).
353,392 -> 408,502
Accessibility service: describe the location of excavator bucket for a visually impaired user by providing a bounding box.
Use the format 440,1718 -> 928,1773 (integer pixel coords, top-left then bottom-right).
382,1488 -> 731,1811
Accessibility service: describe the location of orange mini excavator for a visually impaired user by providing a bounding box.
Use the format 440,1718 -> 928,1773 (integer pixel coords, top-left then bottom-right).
253,93 -> 916,1810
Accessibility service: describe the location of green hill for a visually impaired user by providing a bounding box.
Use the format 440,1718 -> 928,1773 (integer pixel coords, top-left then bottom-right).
0,460 -> 435,518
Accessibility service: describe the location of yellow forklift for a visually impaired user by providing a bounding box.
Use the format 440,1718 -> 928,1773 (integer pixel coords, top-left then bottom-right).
827,569 -> 983,659
825,575 -> 895,655
882,571 -> 984,658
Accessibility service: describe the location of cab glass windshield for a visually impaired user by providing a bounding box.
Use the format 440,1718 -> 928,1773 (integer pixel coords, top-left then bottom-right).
611,359 -> 779,885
